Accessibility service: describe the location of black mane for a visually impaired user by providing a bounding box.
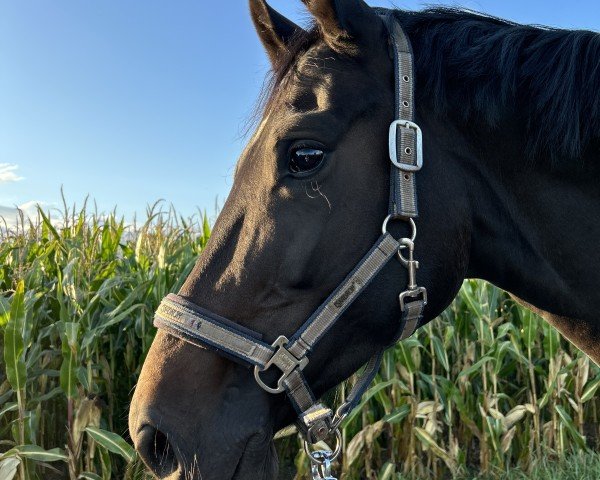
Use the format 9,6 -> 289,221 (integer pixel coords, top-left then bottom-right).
397,8 -> 600,164
267,7 -> 600,165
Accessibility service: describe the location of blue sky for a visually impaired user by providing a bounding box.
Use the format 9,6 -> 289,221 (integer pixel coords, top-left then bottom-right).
0,0 -> 597,222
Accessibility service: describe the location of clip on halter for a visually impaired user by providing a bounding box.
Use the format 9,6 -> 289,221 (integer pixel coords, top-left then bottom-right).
397,238 -> 428,311
310,451 -> 337,480
304,429 -> 342,480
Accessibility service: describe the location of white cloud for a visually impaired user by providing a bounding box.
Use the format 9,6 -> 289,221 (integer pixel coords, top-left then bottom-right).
0,201 -> 46,231
18,201 -> 44,215
0,164 -> 23,184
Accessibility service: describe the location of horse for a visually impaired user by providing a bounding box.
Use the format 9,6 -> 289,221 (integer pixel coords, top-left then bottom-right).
129,0 -> 600,478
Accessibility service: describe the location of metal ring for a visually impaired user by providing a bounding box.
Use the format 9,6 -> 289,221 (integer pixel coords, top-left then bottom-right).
304,428 -> 342,465
381,215 -> 417,242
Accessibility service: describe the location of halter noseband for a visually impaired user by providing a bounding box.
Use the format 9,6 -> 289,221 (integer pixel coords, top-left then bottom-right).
153,10 -> 426,477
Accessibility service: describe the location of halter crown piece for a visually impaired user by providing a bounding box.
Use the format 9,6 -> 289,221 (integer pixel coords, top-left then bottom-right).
153,11 -> 426,480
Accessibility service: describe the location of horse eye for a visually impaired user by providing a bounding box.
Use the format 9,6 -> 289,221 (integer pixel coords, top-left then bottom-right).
289,147 -> 325,174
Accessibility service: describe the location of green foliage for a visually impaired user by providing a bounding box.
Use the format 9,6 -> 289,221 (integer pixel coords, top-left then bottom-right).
85,427 -> 135,463
0,201 -> 207,479
287,280 -> 600,479
0,202 -> 599,479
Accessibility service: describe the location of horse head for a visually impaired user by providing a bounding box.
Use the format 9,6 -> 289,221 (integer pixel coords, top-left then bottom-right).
128,0 -> 600,477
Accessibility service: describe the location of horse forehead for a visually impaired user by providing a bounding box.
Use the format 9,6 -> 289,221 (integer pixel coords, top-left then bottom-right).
286,47 -> 374,111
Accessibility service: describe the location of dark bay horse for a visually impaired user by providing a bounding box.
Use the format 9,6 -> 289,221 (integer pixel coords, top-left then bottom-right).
129,0 -> 600,478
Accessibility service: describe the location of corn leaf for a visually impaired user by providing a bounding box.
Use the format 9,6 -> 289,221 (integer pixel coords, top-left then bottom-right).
0,457 -> 20,480
3,282 -> 26,393
85,427 -> 135,463
3,445 -> 67,462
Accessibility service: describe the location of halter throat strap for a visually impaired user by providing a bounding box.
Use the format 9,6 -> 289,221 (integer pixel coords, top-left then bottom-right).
153,10 -> 426,450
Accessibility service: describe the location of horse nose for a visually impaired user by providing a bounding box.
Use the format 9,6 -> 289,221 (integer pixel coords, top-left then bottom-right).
135,424 -> 180,478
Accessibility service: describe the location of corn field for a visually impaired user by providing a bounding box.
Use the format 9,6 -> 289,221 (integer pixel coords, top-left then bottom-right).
1,203 -> 599,480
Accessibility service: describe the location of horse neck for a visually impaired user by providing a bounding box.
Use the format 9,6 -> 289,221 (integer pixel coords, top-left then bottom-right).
463,122 -> 600,322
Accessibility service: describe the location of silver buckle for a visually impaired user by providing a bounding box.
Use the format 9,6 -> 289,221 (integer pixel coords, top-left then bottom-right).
254,336 -> 308,394
388,119 -> 423,171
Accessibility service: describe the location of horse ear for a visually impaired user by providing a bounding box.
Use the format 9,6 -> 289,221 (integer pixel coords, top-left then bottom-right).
250,0 -> 305,65
302,0 -> 384,52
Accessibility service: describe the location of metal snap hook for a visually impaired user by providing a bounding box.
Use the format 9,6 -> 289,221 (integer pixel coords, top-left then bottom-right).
330,403 -> 350,431
304,428 -> 342,465
395,237 -> 428,311
397,237 -> 415,265
310,451 -> 337,480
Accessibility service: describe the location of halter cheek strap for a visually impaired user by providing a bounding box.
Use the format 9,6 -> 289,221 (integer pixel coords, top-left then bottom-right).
153,9 -> 426,474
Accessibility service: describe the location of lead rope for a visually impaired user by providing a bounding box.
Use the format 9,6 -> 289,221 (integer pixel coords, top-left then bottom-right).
304,11 -> 426,479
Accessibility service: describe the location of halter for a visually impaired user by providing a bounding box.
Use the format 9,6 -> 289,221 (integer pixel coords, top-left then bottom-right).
153,11 -> 425,479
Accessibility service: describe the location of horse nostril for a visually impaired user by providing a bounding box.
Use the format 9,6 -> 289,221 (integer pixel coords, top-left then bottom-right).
136,425 -> 179,477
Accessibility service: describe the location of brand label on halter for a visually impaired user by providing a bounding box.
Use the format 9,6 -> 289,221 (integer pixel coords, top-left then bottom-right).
158,304 -> 201,329
158,304 -> 184,320
333,280 -> 360,308
273,351 -> 297,371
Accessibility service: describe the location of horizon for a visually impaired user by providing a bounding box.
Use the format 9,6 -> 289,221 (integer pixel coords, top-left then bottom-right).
1,0 -> 598,228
